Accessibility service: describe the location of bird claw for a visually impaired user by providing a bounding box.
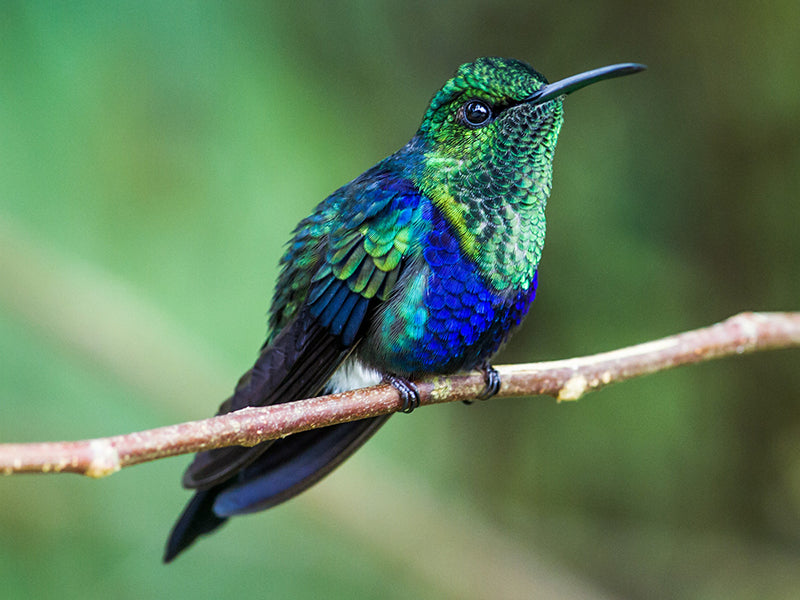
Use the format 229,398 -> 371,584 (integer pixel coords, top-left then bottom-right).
384,375 -> 420,413
477,363 -> 501,400
462,363 -> 501,405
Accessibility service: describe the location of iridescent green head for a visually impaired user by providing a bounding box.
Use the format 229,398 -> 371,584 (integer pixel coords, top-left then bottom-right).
419,57 -> 552,151
416,57 -> 644,201
411,57 -> 644,291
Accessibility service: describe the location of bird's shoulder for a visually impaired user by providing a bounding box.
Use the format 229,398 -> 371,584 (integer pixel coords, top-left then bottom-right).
267,167 -> 429,341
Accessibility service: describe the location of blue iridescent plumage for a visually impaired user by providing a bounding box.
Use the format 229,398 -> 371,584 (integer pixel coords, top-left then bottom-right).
374,203 -> 538,375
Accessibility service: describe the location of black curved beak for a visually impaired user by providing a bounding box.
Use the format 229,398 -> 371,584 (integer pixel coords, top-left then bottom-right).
525,63 -> 646,105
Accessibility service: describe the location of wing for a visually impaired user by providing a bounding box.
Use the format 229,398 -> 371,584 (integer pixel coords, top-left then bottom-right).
165,172 -> 424,561
179,309 -> 354,488
181,173 -> 419,489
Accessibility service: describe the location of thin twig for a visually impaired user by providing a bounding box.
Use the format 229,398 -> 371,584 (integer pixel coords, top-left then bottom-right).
1,311 -> 798,478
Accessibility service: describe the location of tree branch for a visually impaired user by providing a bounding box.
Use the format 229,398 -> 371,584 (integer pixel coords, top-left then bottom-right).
1,311 -> 798,478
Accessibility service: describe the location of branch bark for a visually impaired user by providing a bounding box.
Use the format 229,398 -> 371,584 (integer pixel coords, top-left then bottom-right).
1,311 -> 798,478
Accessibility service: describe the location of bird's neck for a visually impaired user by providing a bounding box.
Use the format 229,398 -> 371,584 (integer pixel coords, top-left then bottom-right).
409,140 -> 555,293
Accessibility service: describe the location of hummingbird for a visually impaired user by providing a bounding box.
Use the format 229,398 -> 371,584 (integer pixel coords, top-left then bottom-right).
164,57 -> 644,562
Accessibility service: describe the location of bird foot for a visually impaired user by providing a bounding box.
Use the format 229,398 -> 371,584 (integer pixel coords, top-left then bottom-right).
384,375 -> 420,413
464,362 -> 501,405
478,362 -> 501,400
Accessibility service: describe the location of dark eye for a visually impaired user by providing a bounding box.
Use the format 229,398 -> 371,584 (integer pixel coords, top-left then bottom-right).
460,99 -> 493,127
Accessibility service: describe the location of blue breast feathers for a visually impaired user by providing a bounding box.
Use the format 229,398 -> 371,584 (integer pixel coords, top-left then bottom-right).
383,206 -> 538,375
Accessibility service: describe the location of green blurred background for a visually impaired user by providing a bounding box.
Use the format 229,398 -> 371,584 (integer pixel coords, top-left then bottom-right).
1,2 -> 798,598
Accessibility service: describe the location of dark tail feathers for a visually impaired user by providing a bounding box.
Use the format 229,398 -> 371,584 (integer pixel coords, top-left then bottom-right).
163,488 -> 227,563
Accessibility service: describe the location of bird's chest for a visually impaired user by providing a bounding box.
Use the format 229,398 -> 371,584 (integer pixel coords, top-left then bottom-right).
359,206 -> 538,377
